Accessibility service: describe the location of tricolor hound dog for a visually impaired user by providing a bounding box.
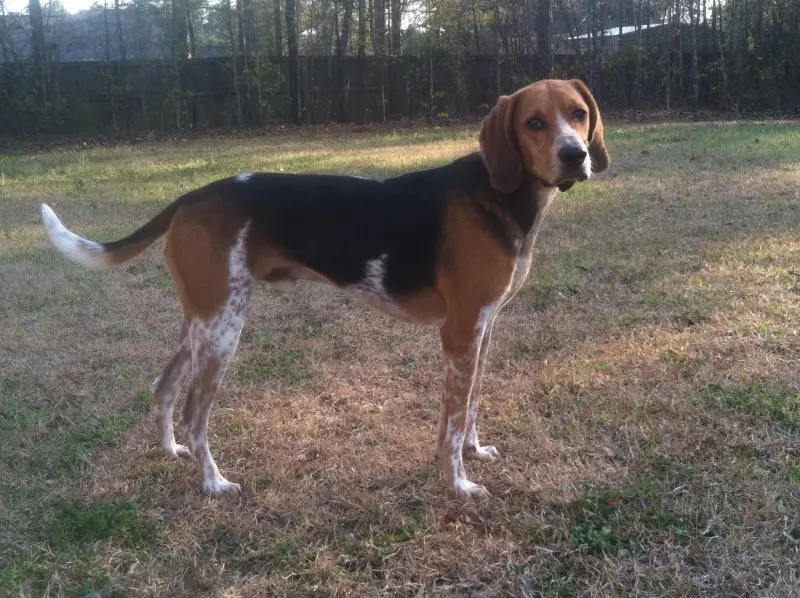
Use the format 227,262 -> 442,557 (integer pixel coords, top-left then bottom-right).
41,79 -> 609,501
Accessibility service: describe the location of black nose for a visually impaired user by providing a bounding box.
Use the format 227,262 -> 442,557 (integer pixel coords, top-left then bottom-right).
558,145 -> 588,167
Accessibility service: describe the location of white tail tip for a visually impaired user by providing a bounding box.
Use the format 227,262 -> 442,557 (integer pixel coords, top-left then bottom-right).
40,203 -> 109,269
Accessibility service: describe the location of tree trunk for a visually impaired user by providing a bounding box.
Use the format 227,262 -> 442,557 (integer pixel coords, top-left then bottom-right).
588,0 -> 598,89
28,0 -> 47,105
285,0 -> 300,123
171,0 -> 188,62
471,3 -> 480,54
536,0 -> 552,76
0,1 -> 14,64
676,0 -> 684,98
236,0 -> 246,64
357,0 -> 367,58
274,0 -> 282,54
557,0 -> 580,55
186,3 -> 197,127
664,2 -> 671,108
114,0 -> 127,62
691,0 -> 700,112
373,0 -> 385,56
225,0 -> 242,124
390,0 -> 401,54
357,0 -> 367,123
103,0 -> 111,63
114,0 -> 131,137
336,0 -> 354,122
702,0 -> 707,51
239,0 -> 258,56
711,0 -> 717,49
714,0 -> 729,108
634,0 -> 643,107
103,0 -> 116,129
186,6 -> 196,58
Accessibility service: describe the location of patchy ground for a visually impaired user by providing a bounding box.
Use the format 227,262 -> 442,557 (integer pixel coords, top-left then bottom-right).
0,121 -> 798,597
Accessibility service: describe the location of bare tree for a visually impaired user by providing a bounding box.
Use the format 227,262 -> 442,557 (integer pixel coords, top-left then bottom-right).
357,0 -> 367,57
634,0 -> 643,107
0,0 -> 14,63
390,0 -> 401,53
274,0 -> 282,54
171,0 -> 188,62
286,0 -> 300,123
536,0 -> 552,76
336,0 -> 355,121
114,0 -> 127,62
690,0 -> 699,111
373,0 -> 385,55
114,0 -> 131,136
223,0 -> 242,123
103,0 -> 111,62
28,0 -> 47,104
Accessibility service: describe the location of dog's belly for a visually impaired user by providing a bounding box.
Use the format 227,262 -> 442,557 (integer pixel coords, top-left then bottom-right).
348,285 -> 446,325
262,257 -> 446,325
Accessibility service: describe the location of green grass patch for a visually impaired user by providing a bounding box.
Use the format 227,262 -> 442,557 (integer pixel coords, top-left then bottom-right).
611,122 -> 800,173
0,552 -> 118,598
0,498 -> 158,597
563,481 -> 702,556
782,465 -> 800,484
28,411 -> 139,478
203,525 -> 315,578
703,379 -> 799,432
236,350 -> 312,385
46,499 -> 160,550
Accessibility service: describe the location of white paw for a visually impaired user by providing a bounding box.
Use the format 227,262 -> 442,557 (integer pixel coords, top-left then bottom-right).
452,478 -> 490,501
464,444 -> 501,461
149,377 -> 161,396
165,443 -> 191,460
203,476 -> 242,497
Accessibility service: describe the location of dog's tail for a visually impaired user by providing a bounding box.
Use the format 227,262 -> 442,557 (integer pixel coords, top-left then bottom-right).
40,200 -> 181,269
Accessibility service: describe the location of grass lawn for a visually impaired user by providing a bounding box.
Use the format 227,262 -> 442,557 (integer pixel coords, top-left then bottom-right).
0,120 -> 798,597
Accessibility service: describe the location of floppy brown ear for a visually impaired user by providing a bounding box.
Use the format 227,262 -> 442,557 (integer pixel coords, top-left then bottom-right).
570,79 -> 610,174
479,94 -> 522,193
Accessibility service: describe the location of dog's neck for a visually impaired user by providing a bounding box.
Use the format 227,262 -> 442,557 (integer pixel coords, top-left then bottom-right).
514,178 -> 558,256
465,152 -> 560,256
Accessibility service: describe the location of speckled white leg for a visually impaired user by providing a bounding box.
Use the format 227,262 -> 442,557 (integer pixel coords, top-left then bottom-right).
463,316 -> 500,462
438,318 -> 492,501
179,225 -> 254,498
151,326 -> 192,460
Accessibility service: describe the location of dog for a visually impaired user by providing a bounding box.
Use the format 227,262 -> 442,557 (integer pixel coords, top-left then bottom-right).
41,79 -> 609,500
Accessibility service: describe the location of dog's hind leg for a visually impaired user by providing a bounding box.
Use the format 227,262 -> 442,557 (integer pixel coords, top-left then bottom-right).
176,224 -> 255,497
181,292 -> 252,496
151,325 -> 192,459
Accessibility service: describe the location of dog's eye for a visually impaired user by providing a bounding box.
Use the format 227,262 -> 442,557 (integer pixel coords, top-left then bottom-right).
572,108 -> 587,122
527,117 -> 546,132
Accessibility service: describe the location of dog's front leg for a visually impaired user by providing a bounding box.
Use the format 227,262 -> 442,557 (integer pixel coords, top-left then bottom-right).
463,314 -> 501,461
437,315 -> 491,500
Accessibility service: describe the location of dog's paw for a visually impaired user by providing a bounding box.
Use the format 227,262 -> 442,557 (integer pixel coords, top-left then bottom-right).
203,477 -> 242,498
452,478 -> 491,501
464,444 -> 501,461
166,443 -> 191,460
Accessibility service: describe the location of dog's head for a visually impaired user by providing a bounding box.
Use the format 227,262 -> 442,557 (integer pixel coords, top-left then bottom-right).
479,79 -> 610,194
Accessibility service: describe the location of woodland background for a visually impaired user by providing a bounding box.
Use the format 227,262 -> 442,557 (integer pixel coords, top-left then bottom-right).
1,0 -> 799,136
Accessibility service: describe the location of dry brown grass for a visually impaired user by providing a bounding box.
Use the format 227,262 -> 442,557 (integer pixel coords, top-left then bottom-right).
0,121 -> 798,597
